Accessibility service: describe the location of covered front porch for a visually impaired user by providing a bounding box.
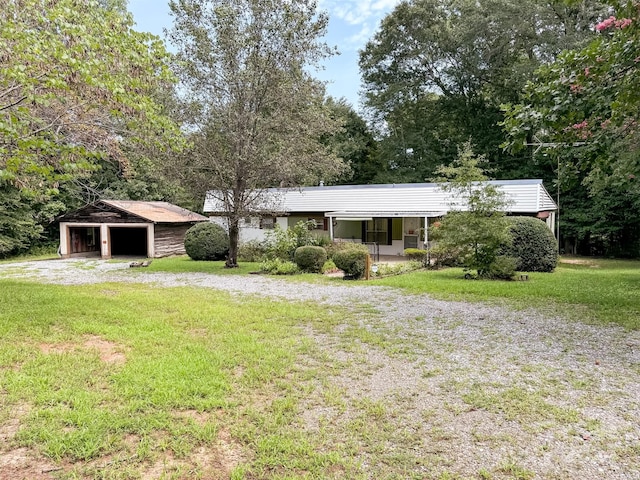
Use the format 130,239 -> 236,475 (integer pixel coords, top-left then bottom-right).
324,211 -> 446,258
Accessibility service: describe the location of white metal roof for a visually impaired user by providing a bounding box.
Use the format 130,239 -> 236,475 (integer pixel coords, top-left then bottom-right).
203,180 -> 557,216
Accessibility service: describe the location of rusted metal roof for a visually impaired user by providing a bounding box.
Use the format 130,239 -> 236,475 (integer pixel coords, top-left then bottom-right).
102,200 -> 208,223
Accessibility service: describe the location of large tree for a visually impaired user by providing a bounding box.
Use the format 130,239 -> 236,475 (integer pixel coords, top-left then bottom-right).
168,0 -> 346,267
502,0 -> 640,256
359,0 -> 607,182
0,0 -> 180,256
324,98 -> 383,185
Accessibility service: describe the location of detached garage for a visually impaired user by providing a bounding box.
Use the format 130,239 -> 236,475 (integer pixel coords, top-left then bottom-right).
57,200 -> 208,259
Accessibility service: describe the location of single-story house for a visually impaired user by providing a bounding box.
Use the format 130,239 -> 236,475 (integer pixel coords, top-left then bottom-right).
57,200 -> 208,259
203,180 -> 558,257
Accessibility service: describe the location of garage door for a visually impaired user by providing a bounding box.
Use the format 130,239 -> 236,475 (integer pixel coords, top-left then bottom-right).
109,227 -> 148,257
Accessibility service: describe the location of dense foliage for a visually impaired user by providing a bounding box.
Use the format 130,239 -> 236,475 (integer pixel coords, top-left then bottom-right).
428,144 -> 512,278
503,1 -> 640,257
0,0 -> 181,257
167,0 -> 346,267
184,222 -> 229,261
331,243 -> 369,279
259,258 -> 299,275
294,246 -> 328,273
403,248 -> 429,266
359,0 -> 606,182
263,220 -> 321,261
504,217 -> 559,272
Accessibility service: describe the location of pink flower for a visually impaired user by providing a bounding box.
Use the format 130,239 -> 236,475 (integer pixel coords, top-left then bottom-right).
572,120 -> 588,130
584,67 -> 590,77
570,83 -> 583,93
596,16 -> 633,31
596,16 -> 617,31
615,18 -> 633,28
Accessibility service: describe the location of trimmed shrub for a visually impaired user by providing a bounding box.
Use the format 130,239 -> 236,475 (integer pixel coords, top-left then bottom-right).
332,245 -> 369,279
184,222 -> 229,261
404,248 -> 429,266
504,216 -> 558,272
260,258 -> 299,275
325,241 -> 368,259
294,246 -> 328,273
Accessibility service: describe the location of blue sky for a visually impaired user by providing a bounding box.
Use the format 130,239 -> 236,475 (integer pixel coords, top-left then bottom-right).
127,0 -> 401,112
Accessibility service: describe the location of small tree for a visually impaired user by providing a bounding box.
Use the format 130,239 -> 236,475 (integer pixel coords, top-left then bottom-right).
430,143 -> 512,278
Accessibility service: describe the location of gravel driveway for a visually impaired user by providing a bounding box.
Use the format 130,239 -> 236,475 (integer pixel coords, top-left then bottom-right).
1,259 -> 639,479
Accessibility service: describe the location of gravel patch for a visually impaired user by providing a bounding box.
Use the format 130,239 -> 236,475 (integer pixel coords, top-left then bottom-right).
2,259 -> 639,479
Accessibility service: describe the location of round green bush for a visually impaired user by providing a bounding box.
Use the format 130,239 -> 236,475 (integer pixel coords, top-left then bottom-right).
332,245 -> 369,279
504,216 -> 558,272
294,245 -> 328,273
404,248 -> 429,266
184,222 -> 229,261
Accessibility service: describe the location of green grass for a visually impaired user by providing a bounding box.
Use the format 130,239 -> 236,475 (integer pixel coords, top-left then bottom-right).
145,255 -> 261,275
373,257 -> 640,329
148,255 -> 640,329
0,280 -> 354,478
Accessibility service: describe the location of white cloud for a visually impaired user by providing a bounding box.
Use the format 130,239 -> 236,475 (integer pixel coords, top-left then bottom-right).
320,0 -> 401,26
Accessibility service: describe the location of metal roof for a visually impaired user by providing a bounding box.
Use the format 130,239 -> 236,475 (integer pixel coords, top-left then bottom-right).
102,200 -> 208,223
203,180 -> 557,215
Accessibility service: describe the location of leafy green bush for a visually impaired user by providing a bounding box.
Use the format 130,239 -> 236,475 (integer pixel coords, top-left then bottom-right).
325,241 -> 369,259
404,248 -> 429,266
321,259 -> 338,274
372,261 -> 423,277
263,220 -> 318,261
238,240 -> 266,262
332,245 -> 369,279
259,258 -> 299,275
428,244 -> 463,269
294,246 -> 327,273
504,216 -> 558,272
486,255 -> 517,280
184,222 -> 229,261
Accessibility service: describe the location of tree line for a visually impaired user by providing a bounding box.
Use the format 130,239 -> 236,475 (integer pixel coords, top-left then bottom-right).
1,0 -> 638,260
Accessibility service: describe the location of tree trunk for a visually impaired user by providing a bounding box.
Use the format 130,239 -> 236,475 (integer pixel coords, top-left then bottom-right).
225,216 -> 240,268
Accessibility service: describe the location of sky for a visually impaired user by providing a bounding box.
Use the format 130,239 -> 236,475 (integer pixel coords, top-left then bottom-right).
127,0 -> 402,112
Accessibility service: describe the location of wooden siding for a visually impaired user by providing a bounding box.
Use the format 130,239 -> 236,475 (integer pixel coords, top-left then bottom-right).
154,224 -> 192,257
59,204 -> 148,224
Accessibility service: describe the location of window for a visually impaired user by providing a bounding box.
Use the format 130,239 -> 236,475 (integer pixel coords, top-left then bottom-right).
308,217 -> 327,230
364,218 -> 391,245
260,217 -> 275,229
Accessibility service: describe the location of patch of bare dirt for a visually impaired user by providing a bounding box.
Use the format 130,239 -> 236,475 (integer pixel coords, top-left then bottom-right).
38,335 -> 126,365
0,448 -> 60,480
138,428 -> 246,480
192,428 -> 247,479
83,335 -> 126,365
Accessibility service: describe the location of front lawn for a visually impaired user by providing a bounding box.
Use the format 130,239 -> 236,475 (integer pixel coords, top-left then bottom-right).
375,257 -> 640,329
0,280 -> 349,478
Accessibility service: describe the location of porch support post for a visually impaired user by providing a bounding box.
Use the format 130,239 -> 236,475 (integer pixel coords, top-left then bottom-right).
424,216 -> 429,248
100,224 -> 110,259
329,216 -> 334,241
147,224 -> 155,258
59,222 -> 69,257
